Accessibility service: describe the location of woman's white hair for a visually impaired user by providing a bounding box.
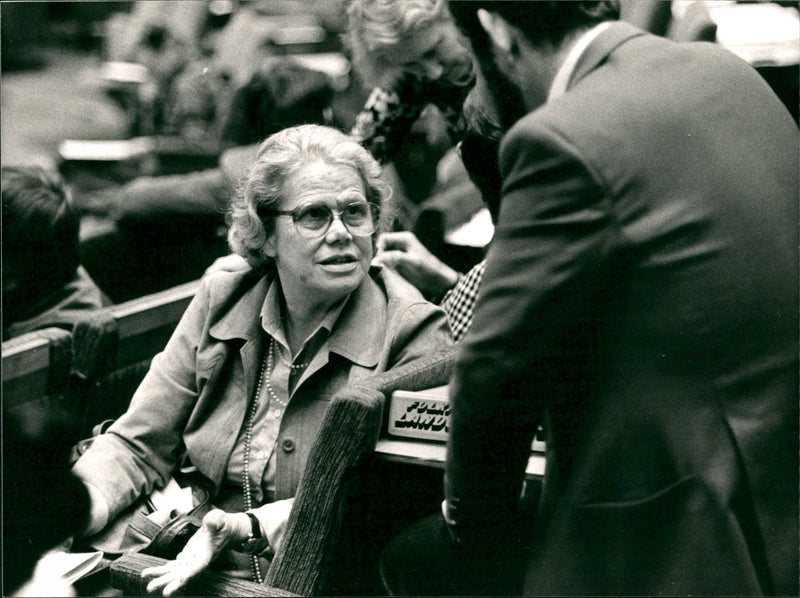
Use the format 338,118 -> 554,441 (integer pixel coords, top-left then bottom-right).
227,124 -> 391,268
345,0 -> 448,86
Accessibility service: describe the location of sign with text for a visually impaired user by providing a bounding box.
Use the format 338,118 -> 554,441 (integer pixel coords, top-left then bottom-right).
388,385 -> 546,452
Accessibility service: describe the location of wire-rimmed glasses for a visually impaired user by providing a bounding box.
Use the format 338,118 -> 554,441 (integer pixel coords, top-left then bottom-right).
260,201 -> 379,238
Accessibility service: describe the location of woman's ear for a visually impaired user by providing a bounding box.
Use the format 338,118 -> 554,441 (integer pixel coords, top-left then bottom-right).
263,236 -> 277,259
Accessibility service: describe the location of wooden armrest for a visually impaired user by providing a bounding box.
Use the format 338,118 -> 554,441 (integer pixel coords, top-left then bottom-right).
110,553 -> 297,597
266,386 -> 385,595
366,346 -> 457,396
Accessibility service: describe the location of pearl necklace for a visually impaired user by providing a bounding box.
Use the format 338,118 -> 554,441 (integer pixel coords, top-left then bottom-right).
241,343 -> 270,584
265,339 -> 290,418
241,337 -> 296,584
274,340 -> 309,371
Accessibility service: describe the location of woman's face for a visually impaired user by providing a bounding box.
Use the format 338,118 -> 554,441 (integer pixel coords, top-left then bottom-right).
380,18 -> 474,85
265,160 -> 374,311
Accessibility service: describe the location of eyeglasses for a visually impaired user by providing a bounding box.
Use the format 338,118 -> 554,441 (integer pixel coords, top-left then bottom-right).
261,202 -> 379,238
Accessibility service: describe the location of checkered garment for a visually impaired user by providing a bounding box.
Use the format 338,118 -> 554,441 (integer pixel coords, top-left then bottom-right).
440,260 -> 485,342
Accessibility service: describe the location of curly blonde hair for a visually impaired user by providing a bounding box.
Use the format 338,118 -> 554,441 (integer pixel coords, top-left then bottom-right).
345,0 -> 448,86
227,124 -> 391,268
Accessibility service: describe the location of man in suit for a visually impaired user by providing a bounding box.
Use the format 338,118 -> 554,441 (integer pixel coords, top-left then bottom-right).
380,2 -> 798,595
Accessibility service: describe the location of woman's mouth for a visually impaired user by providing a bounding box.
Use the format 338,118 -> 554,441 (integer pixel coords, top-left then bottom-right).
320,255 -> 357,265
319,255 -> 360,272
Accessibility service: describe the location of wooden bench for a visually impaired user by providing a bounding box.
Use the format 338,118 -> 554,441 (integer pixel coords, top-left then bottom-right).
71,279 -> 200,435
3,327 -> 74,421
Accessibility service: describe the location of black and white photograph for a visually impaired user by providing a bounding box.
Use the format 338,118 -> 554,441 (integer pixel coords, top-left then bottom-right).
2,1 -> 798,596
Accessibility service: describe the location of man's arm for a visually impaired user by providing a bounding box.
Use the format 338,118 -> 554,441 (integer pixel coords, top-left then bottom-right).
374,231 -> 461,299
444,119 -> 619,542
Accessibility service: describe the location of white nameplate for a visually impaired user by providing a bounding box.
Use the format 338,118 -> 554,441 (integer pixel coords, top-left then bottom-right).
388,385 -> 545,452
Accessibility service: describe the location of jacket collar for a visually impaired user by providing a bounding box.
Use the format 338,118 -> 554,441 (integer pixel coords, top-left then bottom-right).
568,21 -> 647,91
208,267 -> 385,368
209,271 -> 269,344
325,265 -> 385,368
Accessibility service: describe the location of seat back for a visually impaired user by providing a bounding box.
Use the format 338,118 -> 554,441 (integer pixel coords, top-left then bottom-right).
3,327 -> 80,448
267,347 -> 458,595
72,280 -> 200,434
3,327 -> 73,414
108,279 -> 200,368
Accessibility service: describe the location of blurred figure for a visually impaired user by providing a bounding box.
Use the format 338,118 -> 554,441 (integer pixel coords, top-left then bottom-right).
2,165 -> 111,340
382,1 -> 799,595
346,0 -> 481,234
4,403 -> 90,596
374,93 -> 512,340
95,60 -> 335,227
346,0 -> 476,164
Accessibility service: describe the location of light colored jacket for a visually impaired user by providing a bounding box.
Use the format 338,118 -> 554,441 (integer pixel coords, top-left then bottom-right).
74,265 -> 452,524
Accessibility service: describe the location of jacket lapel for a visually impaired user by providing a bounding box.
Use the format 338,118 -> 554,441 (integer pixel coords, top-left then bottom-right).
208,273 -> 269,405
327,269 -> 385,368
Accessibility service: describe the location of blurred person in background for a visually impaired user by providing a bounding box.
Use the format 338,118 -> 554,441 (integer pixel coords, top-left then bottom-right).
346,0 -> 476,165
71,124 -> 452,595
2,165 -> 112,341
370,0 -> 529,340
346,0 -> 478,235
381,1 -> 799,595
4,403 -> 90,596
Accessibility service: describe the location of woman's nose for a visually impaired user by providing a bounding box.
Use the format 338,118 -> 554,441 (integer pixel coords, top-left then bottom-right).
325,214 -> 352,243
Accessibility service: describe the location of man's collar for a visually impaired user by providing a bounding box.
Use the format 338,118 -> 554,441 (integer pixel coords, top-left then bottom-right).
548,22 -> 611,103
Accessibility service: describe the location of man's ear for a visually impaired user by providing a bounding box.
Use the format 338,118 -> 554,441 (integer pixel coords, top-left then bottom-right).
476,8 -> 514,54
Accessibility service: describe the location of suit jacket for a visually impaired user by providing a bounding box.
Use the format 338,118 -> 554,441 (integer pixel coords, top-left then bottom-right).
74,266 -> 452,527
446,23 -> 798,596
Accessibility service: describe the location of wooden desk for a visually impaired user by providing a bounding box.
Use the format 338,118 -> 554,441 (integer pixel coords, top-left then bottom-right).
375,437 -> 545,478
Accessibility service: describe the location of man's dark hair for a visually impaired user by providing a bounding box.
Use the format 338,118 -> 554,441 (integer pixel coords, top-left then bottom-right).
449,1 -> 619,49
459,102 -> 505,222
2,165 -> 81,303
449,1 -> 528,133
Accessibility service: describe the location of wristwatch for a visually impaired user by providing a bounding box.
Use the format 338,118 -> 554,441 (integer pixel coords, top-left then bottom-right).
238,512 -> 269,554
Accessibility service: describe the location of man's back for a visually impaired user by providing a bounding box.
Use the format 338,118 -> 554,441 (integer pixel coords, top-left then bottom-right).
457,23 -> 798,595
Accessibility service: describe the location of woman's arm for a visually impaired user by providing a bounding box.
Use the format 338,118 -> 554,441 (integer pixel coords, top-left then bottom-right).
72,279 -> 215,529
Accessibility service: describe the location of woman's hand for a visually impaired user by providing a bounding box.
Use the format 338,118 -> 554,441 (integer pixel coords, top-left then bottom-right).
374,231 -> 460,299
141,509 -> 249,596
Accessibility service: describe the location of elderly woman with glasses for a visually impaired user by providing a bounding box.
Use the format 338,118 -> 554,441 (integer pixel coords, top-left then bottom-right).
72,124 -> 453,594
